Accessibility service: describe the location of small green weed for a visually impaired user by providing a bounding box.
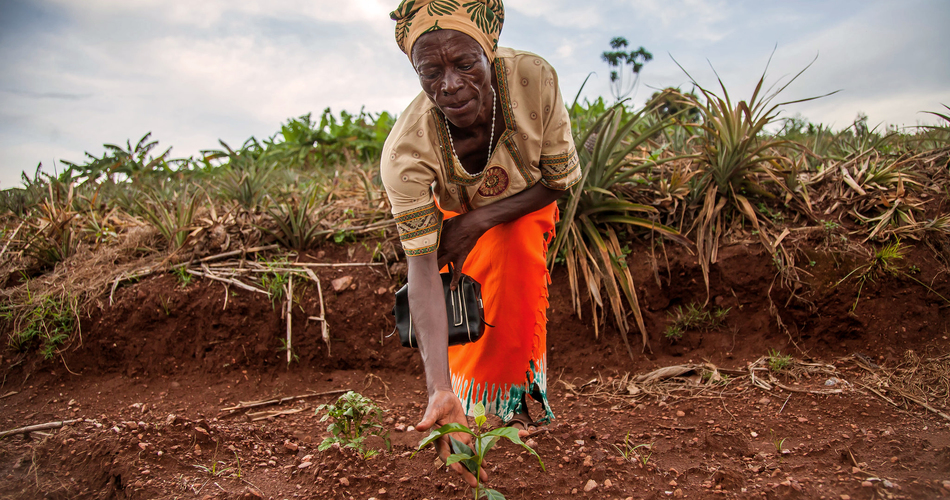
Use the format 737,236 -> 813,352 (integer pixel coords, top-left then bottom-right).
260,271 -> 289,309
315,391 -> 390,459
5,291 -> 78,359
611,432 -> 653,467
663,325 -> 684,341
173,267 -> 192,288
277,337 -> 298,363
664,303 -> 730,342
767,348 -> 793,372
414,402 -> 543,500
769,429 -> 788,454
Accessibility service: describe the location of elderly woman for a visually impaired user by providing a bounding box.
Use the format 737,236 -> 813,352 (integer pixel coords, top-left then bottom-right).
382,0 -> 580,483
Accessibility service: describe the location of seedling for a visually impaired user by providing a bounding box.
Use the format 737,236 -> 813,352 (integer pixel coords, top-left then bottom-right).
173,266 -> 193,288
277,338 -> 299,363
767,348 -> 792,372
611,432 -> 653,467
769,429 -> 788,455
663,325 -> 684,342
414,402 -> 544,500
315,391 -> 390,459
159,295 -> 172,316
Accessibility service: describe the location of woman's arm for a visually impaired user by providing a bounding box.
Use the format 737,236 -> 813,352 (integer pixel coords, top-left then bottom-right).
437,182 -> 567,287
406,250 -> 485,487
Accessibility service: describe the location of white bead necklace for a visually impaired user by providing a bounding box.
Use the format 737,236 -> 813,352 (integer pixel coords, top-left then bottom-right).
445,85 -> 496,173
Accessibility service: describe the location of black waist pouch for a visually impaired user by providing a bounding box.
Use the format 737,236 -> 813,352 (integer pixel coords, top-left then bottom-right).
392,271 -> 490,348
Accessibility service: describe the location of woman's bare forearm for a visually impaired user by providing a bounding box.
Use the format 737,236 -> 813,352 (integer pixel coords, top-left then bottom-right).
468,183 -> 565,233
406,251 -> 452,396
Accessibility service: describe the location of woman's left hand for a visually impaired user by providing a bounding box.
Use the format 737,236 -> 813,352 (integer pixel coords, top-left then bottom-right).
437,212 -> 487,289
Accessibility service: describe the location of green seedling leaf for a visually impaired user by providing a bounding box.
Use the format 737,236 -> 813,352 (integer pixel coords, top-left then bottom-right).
479,488 -> 506,500
412,423 -> 475,457
445,453 -> 474,466
449,436 -> 479,474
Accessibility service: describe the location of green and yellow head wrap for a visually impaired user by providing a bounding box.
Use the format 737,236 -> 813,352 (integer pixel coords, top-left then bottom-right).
390,0 -> 505,62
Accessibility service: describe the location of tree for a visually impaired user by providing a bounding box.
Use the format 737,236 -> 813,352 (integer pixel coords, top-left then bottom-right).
647,87 -> 702,122
601,37 -> 653,102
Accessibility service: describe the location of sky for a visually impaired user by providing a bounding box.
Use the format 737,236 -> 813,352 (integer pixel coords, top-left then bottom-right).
1,0 -> 948,188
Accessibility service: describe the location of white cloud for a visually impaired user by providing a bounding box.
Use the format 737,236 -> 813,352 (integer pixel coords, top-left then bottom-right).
507,0 -> 604,29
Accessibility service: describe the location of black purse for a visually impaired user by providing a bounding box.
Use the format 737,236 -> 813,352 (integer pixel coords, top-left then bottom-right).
391,267 -> 491,348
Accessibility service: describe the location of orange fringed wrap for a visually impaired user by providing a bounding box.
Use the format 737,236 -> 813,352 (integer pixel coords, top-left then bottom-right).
443,201 -> 557,424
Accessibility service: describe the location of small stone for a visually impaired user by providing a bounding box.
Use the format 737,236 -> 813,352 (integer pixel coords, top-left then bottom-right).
406,426 -> 415,432
797,417 -> 808,423
378,488 -> 387,495
138,442 -> 148,450
141,469 -> 150,476
675,411 -> 685,417
525,439 -> 538,449
377,287 -> 387,295
284,441 -> 299,452
673,488 -> 684,498
604,479 -> 613,488
165,414 -> 177,425
758,397 -> 770,404
331,276 -> 354,292
583,479 -> 597,492
669,480 -> 677,487
301,454 -> 313,462
395,423 -> 406,432
195,427 -> 209,436
583,456 -> 593,467
339,477 -> 350,486
574,440 -> 585,446
943,481 -> 950,491
862,480 -> 874,488
890,456 -> 898,463
297,462 -> 312,469
750,431 -> 758,438
840,495 -> 851,500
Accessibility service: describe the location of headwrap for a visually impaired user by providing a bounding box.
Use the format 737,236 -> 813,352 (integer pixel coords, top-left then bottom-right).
390,0 -> 505,62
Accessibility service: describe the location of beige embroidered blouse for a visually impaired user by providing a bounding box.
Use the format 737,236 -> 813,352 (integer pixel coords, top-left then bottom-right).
381,47 -> 581,256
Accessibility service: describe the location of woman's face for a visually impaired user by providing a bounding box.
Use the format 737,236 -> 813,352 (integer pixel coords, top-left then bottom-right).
411,30 -> 492,129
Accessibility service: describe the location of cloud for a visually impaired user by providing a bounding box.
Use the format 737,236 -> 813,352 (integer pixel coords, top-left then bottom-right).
507,0 -> 605,29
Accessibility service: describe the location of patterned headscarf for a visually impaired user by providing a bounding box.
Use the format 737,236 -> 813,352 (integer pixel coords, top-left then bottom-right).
390,0 -> 505,62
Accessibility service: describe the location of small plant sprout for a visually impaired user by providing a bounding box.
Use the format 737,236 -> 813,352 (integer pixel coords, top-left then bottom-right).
611,432 -> 653,467
767,348 -> 793,372
159,295 -> 172,316
173,266 -> 193,288
414,402 -> 544,500
769,429 -> 788,455
315,391 -> 390,459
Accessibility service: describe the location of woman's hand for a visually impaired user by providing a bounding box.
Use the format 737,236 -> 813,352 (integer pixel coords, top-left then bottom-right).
437,184 -> 565,289
437,212 -> 487,290
415,389 -> 488,487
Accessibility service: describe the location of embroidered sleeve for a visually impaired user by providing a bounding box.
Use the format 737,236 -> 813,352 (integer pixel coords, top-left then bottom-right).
538,63 -> 581,190
381,123 -> 443,256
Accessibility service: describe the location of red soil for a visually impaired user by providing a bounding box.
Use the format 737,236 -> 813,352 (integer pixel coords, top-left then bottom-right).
1,239 -> 948,499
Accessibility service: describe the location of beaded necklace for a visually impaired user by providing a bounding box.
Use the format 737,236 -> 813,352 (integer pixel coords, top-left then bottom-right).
445,85 -> 496,173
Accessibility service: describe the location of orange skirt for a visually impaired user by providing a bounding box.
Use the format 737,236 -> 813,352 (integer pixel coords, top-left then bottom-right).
444,202 -> 557,424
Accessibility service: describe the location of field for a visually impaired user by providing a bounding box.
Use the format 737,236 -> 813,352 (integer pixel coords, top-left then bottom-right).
0,83 -> 948,499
